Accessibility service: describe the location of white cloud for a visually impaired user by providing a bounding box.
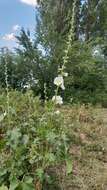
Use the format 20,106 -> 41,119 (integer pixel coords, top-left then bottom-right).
13,25 -> 20,31
20,0 -> 38,7
2,33 -> 15,41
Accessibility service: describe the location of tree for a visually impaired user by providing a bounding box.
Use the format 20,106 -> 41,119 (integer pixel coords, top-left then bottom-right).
0,48 -> 17,89
80,0 -> 107,41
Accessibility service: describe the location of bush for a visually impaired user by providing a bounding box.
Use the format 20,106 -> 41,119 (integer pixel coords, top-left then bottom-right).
0,90 -> 71,190
64,42 -> 106,104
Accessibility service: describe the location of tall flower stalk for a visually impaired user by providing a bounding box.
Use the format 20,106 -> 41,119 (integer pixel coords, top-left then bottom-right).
52,0 -> 77,105
4,49 -> 10,125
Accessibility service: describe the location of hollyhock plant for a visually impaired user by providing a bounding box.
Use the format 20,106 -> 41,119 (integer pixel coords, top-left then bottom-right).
54,76 -> 65,90
52,95 -> 63,105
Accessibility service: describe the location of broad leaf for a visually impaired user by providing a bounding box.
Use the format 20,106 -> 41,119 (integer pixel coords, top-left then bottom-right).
0,185 -> 8,190
9,177 -> 19,190
66,159 -> 72,175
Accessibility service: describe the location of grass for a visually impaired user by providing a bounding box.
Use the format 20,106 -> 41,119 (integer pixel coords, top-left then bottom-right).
55,106 -> 107,190
0,91 -> 107,190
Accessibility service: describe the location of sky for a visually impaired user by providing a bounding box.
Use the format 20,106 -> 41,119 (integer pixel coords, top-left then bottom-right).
0,0 -> 37,49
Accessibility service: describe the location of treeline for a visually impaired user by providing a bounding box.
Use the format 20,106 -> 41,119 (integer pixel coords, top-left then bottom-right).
0,0 -> 107,104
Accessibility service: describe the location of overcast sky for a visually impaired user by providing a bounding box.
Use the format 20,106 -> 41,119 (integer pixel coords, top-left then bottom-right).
0,0 -> 37,49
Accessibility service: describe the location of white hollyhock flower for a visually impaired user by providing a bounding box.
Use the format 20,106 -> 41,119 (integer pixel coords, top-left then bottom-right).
61,83 -> 65,90
54,76 -> 65,90
63,72 -> 68,77
52,96 -> 63,105
54,76 -> 63,86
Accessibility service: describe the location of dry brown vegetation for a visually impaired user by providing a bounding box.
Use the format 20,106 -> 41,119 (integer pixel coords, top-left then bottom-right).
53,106 -> 107,190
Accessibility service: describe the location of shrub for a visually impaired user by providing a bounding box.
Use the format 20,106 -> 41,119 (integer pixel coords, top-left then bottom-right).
0,90 -> 72,190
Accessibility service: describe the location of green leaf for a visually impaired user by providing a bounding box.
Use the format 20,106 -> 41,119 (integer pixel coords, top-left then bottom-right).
9,177 -> 19,190
46,131 -> 57,143
0,185 -> 8,190
0,169 -> 7,177
23,176 -> 33,184
7,128 -> 20,140
9,107 -> 16,115
36,168 -> 44,182
45,153 -> 56,163
20,176 -> 34,190
22,183 -> 35,190
6,128 -> 21,149
66,159 -> 72,175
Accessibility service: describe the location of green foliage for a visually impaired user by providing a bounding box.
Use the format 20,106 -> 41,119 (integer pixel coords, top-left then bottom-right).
0,0 -> 107,105
36,0 -> 73,54
0,185 -> 8,190
0,90 -> 71,189
0,1 -> 107,189
64,41 -> 106,104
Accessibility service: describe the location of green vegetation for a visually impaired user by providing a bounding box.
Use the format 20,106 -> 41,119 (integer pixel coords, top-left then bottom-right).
0,92 -> 107,189
0,91 -> 72,190
0,0 -> 107,104
0,0 -> 107,189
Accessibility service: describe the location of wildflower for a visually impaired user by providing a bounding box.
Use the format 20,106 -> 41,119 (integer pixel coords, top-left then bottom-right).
61,83 -> 65,90
52,96 -> 63,105
55,110 -> 60,115
23,83 -> 30,89
3,111 -> 7,117
54,76 -> 63,86
63,72 -> 68,77
54,76 -> 65,90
